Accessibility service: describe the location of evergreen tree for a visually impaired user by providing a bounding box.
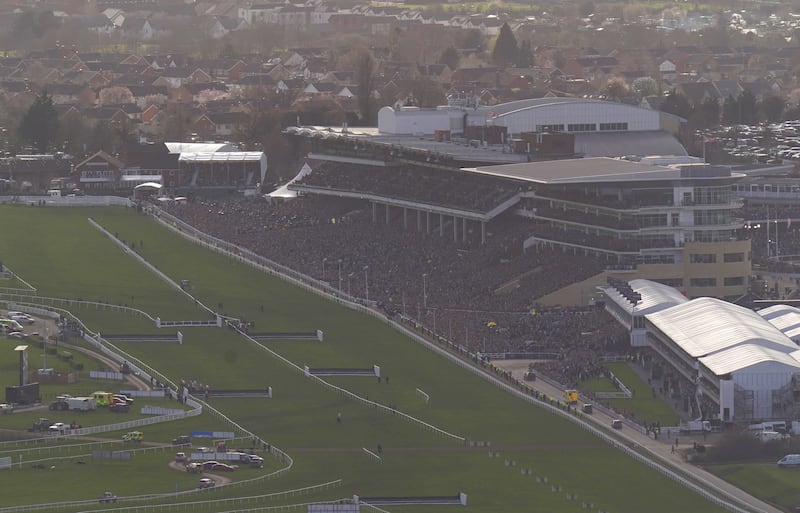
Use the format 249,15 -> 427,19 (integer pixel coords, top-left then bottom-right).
660,89 -> 691,120
516,40 -> 535,68
721,94 -> 740,125
18,90 -> 58,153
759,94 -> 785,123
739,89 -> 758,125
492,22 -> 518,66
438,46 -> 460,70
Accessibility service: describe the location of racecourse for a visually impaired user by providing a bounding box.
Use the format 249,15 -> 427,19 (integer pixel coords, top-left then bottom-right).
0,204 -> 736,512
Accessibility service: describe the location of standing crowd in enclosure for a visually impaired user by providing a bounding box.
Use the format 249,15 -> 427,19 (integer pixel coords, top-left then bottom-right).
161,195 -> 629,388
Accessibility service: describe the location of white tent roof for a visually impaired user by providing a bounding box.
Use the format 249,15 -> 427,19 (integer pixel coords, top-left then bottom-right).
698,343 -> 800,376
178,152 -> 264,163
134,182 -> 162,189
758,304 -> 800,341
165,142 -> 238,154
267,162 -> 313,199
646,297 -> 799,359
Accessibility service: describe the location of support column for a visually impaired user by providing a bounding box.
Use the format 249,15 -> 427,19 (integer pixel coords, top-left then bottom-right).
439,213 -> 444,237
453,216 -> 458,242
417,210 -> 422,231
385,203 -> 390,225
403,208 -> 408,229
481,221 -> 486,244
462,218 -> 467,242
426,211 -> 431,234
372,202 -> 377,223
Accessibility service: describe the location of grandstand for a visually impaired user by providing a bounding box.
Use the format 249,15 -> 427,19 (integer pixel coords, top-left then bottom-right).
604,279 -> 800,423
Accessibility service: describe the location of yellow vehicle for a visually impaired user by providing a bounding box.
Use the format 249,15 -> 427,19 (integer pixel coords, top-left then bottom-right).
122,431 -> 143,442
565,390 -> 579,405
93,391 -> 113,407
0,319 -> 24,332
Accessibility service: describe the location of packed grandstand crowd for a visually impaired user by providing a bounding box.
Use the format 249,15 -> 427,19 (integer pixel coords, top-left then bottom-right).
161,193 -> 630,388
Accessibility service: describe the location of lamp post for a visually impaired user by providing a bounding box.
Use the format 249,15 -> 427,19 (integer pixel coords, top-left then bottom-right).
338,259 -> 342,291
322,257 -> 327,281
363,265 -> 369,302
423,273 -> 428,308
348,273 -> 353,296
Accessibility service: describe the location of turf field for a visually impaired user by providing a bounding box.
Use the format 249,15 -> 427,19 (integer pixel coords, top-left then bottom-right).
0,205 -> 734,512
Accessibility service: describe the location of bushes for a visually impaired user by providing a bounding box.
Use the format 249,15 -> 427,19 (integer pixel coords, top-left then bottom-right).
700,431 -> 799,463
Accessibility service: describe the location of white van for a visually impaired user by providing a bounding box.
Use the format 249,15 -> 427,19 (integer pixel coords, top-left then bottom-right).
777,454 -> 800,467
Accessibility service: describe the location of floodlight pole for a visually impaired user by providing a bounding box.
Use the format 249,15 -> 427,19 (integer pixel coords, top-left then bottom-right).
363,265 -> 369,302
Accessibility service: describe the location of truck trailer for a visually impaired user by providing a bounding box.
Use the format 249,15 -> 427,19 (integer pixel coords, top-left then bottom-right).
67,397 -> 97,411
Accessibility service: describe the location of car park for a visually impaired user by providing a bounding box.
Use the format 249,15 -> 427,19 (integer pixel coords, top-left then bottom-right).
198,478 -> 215,489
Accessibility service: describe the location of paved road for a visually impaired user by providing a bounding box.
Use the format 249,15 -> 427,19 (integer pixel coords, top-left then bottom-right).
492,360 -> 784,513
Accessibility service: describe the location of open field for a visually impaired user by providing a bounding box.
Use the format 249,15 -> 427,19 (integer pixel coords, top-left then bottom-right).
0,205 -> 738,512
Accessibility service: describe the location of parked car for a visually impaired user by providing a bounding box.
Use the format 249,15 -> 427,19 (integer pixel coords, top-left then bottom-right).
611,419 -> 623,430
186,462 -> 202,474
97,492 -> 117,503
175,452 -> 187,463
210,463 -> 236,472
172,435 -> 190,446
49,422 -> 68,433
109,402 -> 130,413
0,403 -> 13,414
198,478 -> 215,489
201,460 -> 220,470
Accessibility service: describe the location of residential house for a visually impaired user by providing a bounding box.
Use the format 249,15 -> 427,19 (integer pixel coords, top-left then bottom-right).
193,111 -> 250,137
194,59 -> 246,82
153,68 -> 212,88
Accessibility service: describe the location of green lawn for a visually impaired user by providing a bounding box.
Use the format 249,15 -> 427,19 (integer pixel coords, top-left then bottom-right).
581,362 -> 680,426
0,206 -> 734,513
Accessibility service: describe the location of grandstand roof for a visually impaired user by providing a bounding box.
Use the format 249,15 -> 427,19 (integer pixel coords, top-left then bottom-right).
646,297 -> 799,359
698,343 -> 800,376
467,157 -> 743,184
757,304 -> 800,342
574,131 -> 688,158
165,142 -> 239,154
178,152 -> 265,163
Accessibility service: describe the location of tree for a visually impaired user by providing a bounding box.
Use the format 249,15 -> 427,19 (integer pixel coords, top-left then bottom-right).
632,77 -> 659,99
660,89 -> 691,120
759,94 -> 785,123
604,77 -> 629,102
99,87 -> 134,106
491,22 -> 518,66
18,90 -> 58,153
438,46 -> 460,71
355,48 -> 377,124
696,96 -> 720,128
721,94 -> 740,125
739,89 -> 758,125
516,40 -> 534,68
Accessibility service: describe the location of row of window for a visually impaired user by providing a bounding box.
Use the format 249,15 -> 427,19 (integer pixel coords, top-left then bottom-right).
533,122 -> 629,133
690,277 -> 745,287
688,252 -> 746,264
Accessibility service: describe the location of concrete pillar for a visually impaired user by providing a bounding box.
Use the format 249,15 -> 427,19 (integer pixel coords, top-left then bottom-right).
462,218 -> 467,242
403,208 -> 408,229
417,210 -> 421,231
426,211 -> 431,234
439,213 -> 444,237
371,202 -> 376,223
385,203 -> 390,224
453,216 -> 458,242
481,221 -> 486,244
